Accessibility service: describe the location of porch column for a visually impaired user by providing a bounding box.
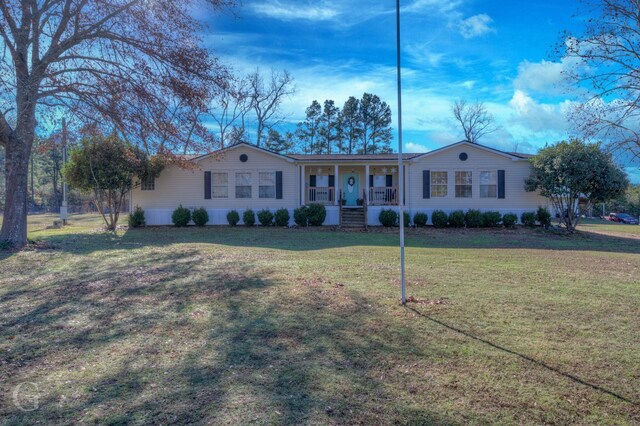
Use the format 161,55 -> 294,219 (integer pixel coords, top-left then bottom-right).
334,164 -> 339,205
403,164 -> 408,208
365,164 -> 370,205
300,164 -> 305,206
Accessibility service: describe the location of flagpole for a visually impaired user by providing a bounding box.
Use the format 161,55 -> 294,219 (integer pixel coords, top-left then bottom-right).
396,0 -> 406,305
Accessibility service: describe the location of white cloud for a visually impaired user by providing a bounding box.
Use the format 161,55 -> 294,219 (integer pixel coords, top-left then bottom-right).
459,14 -> 495,39
405,142 -> 430,153
514,58 -> 575,95
508,90 -> 570,134
251,1 -> 339,21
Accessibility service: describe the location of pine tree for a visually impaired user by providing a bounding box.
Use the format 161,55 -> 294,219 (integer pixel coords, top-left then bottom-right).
359,93 -> 393,154
338,97 -> 362,154
298,101 -> 323,154
319,100 -> 340,154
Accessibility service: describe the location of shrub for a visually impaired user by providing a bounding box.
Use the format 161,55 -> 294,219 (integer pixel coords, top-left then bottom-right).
257,209 -> 274,226
503,213 -> 518,229
274,208 -> 290,227
226,210 -> 240,226
482,211 -> 502,228
403,211 -> 411,227
448,210 -> 465,228
521,211 -> 536,227
465,209 -> 483,228
307,203 -> 327,226
192,207 -> 209,227
243,209 -> 255,226
413,212 -> 428,227
128,206 -> 145,228
379,209 -> 398,227
431,210 -> 448,228
536,206 -> 552,229
293,206 -> 308,227
171,204 -> 191,227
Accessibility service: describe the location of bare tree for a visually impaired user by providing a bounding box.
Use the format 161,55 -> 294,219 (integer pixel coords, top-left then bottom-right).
0,0 -> 232,247
248,69 -> 295,147
562,0 -> 640,162
451,100 -> 497,143
209,75 -> 252,147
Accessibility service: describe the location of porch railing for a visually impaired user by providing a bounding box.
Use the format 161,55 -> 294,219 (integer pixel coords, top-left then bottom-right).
308,187 -> 335,204
368,187 -> 398,205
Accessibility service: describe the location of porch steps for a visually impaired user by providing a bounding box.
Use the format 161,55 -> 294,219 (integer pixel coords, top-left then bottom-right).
341,207 -> 366,228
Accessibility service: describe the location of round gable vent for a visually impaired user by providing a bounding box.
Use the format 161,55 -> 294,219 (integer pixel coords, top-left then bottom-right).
240,154 -> 248,162
459,152 -> 468,161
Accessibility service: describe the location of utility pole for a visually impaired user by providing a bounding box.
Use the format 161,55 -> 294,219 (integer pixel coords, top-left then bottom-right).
60,118 -> 68,225
396,0 -> 406,305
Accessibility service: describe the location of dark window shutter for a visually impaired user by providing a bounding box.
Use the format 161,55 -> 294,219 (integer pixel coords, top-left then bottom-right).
276,171 -> 283,199
386,175 -> 393,187
369,174 -> 374,188
423,170 -> 430,199
204,171 -> 211,199
498,170 -> 505,199
310,175 -> 316,187
328,175 -> 335,187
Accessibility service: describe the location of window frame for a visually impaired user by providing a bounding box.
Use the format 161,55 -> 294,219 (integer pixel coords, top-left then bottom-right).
259,171 -> 277,199
211,172 -> 229,199
454,170 -> 473,198
141,177 -> 155,191
235,171 -> 253,199
430,171 -> 448,198
479,170 -> 498,198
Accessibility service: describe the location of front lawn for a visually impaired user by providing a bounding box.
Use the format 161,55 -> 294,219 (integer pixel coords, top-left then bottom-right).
1,215 -> 639,424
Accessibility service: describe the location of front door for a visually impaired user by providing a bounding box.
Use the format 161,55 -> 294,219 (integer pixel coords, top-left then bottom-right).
343,173 -> 359,206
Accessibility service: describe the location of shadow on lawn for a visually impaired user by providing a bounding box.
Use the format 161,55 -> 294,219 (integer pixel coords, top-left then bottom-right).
33,225 -> 640,256
1,248 -> 454,424
405,307 -> 639,407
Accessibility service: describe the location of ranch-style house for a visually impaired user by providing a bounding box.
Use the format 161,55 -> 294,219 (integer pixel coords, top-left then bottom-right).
131,141 -> 549,227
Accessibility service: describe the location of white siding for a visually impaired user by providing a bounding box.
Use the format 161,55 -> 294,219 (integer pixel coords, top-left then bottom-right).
131,145 -> 298,225
407,144 -> 550,222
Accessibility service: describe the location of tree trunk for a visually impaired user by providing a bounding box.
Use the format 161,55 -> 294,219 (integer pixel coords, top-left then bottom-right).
1,92 -> 37,248
1,135 -> 32,247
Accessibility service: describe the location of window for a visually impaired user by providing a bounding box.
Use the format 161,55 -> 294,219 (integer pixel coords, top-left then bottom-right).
235,172 -> 252,198
316,175 -> 329,187
373,175 -> 386,187
141,177 -> 155,191
455,171 -> 472,198
212,172 -> 228,198
431,171 -> 448,197
259,172 -> 276,198
480,171 -> 497,198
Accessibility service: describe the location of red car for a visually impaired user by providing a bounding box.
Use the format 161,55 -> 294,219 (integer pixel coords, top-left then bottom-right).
604,213 -> 639,224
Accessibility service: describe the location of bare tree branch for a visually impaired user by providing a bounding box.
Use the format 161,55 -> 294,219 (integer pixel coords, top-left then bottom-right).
451,99 -> 497,143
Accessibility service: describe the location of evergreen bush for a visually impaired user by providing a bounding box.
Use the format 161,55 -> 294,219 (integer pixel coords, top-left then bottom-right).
191,207 -> 209,227
171,204 -> 191,227
128,206 -> 145,228
257,209 -> 274,226
226,210 -> 240,226
243,209 -> 256,226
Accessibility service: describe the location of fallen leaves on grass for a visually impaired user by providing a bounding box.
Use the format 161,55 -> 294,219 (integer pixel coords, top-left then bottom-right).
405,295 -> 451,306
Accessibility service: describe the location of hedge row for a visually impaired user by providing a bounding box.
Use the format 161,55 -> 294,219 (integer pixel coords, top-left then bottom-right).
227,208 -> 291,227
378,207 -> 552,229
170,205 -> 209,227
136,205 -> 552,229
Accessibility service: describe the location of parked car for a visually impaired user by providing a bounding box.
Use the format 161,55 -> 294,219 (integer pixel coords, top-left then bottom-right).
604,213 -> 639,224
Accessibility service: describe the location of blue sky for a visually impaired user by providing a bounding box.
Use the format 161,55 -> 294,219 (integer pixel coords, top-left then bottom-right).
205,0 -> 639,183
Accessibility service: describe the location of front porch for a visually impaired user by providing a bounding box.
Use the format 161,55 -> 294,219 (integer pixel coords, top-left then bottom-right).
300,164 -> 403,207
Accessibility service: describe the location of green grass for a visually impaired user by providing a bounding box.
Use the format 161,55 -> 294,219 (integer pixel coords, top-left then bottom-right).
1,214 -> 639,424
